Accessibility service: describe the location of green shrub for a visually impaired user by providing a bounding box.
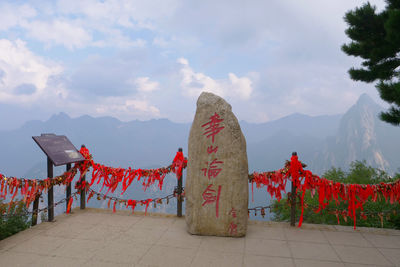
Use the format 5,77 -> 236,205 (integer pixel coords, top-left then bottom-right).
0,199 -> 31,240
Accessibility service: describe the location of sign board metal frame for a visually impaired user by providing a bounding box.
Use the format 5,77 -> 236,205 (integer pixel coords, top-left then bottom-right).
32,134 -> 84,166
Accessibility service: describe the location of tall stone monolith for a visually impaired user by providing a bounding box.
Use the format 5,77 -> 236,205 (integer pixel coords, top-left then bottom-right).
186,92 -> 249,237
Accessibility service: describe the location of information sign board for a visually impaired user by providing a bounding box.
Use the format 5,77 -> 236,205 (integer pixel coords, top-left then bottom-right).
32,134 -> 84,166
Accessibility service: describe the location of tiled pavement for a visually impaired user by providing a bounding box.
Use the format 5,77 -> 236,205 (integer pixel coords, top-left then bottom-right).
1,208 -> 400,266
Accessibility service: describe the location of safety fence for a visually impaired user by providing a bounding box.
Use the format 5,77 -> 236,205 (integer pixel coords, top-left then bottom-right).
0,145 -> 187,225
1,147 -> 400,229
248,153 -> 400,229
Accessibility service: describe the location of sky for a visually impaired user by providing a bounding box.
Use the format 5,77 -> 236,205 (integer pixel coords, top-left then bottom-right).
0,0 -> 388,130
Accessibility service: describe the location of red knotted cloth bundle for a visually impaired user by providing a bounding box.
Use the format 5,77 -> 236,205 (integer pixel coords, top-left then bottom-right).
251,170 -> 287,202
171,151 -> 187,179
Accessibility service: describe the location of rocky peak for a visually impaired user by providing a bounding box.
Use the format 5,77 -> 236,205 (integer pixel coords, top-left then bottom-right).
332,94 -> 389,170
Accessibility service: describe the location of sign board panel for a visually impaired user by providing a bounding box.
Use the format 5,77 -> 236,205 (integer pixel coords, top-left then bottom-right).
32,134 -> 85,166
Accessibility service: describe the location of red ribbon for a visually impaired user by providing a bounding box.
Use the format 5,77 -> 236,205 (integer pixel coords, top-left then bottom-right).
250,155 -> 400,229
172,151 -> 187,179
66,197 -> 73,214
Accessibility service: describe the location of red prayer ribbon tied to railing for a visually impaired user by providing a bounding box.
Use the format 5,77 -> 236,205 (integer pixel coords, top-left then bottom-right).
0,167 -> 78,210
250,154 -> 400,229
171,151 -> 187,179
3,146 -> 399,230
250,170 -> 287,202
79,146 -> 187,196
0,147 -> 187,213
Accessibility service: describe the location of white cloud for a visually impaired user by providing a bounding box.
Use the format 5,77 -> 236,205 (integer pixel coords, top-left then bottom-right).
125,99 -> 160,115
91,28 -> 146,49
133,77 -> 160,92
94,97 -> 160,120
152,37 -> 169,48
177,58 -> 188,65
228,73 -> 252,100
256,62 -> 380,119
22,19 -> 92,50
177,57 -> 253,100
56,0 -> 179,29
0,1 -> 156,50
0,39 -> 63,103
0,0 -> 389,125
0,3 -> 36,31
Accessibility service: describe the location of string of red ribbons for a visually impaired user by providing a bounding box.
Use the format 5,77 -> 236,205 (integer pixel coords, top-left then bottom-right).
3,146 -> 400,230
79,146 -> 187,195
0,147 -> 187,214
250,154 -> 400,229
0,167 -> 78,210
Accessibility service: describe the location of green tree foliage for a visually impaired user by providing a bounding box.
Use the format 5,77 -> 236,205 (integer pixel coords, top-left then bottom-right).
0,200 -> 31,240
272,161 -> 400,229
342,0 -> 400,125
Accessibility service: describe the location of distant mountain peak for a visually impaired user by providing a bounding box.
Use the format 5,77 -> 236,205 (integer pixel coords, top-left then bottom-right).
49,112 -> 70,121
356,93 -> 377,107
329,92 -> 391,171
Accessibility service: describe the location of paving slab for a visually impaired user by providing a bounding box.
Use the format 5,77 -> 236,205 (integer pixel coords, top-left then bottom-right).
1,208 -> 400,267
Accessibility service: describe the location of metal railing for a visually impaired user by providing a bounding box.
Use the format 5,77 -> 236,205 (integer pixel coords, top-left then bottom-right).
29,145 -> 184,225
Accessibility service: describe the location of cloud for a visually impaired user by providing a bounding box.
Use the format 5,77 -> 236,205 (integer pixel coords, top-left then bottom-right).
13,83 -> 37,95
125,99 -> 160,114
0,3 -> 36,31
0,1 -> 155,50
132,77 -> 160,92
51,0 -> 179,49
68,49 -> 150,96
22,19 -> 92,50
94,97 -> 160,120
90,28 -> 147,49
152,37 -> 169,48
177,57 -> 253,100
56,0 -> 179,29
0,39 -> 62,103
0,0 -> 389,126
228,73 -> 252,100
251,62 -> 380,119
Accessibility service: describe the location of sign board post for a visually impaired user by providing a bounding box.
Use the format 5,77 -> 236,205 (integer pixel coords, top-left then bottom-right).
32,197 -> 39,226
32,134 -> 84,223
66,163 -> 71,211
47,157 -> 54,222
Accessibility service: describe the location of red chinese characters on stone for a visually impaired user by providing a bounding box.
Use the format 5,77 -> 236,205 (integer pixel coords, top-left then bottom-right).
201,159 -> 224,179
229,208 -> 237,218
207,145 -> 218,154
228,222 -> 238,235
202,184 -> 222,218
202,113 -> 224,143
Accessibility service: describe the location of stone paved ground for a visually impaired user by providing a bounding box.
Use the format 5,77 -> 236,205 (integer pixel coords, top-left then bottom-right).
1,208 -> 400,267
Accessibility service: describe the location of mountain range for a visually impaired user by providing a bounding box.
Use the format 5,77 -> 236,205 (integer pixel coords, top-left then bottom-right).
1,93 -> 399,179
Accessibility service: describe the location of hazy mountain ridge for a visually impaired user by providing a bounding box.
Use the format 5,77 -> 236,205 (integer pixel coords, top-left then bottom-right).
241,113 -> 341,144
0,94 -> 399,179
314,94 -> 400,174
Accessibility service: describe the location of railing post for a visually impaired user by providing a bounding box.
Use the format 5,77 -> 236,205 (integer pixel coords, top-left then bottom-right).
80,145 -> 86,210
177,148 -> 183,217
66,163 -> 71,212
80,174 -> 86,209
290,179 -> 297,226
31,196 -> 39,226
47,157 -> 54,222
290,151 -> 297,227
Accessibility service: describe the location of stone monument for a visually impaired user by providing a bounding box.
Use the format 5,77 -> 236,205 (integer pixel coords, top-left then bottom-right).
185,92 -> 249,237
